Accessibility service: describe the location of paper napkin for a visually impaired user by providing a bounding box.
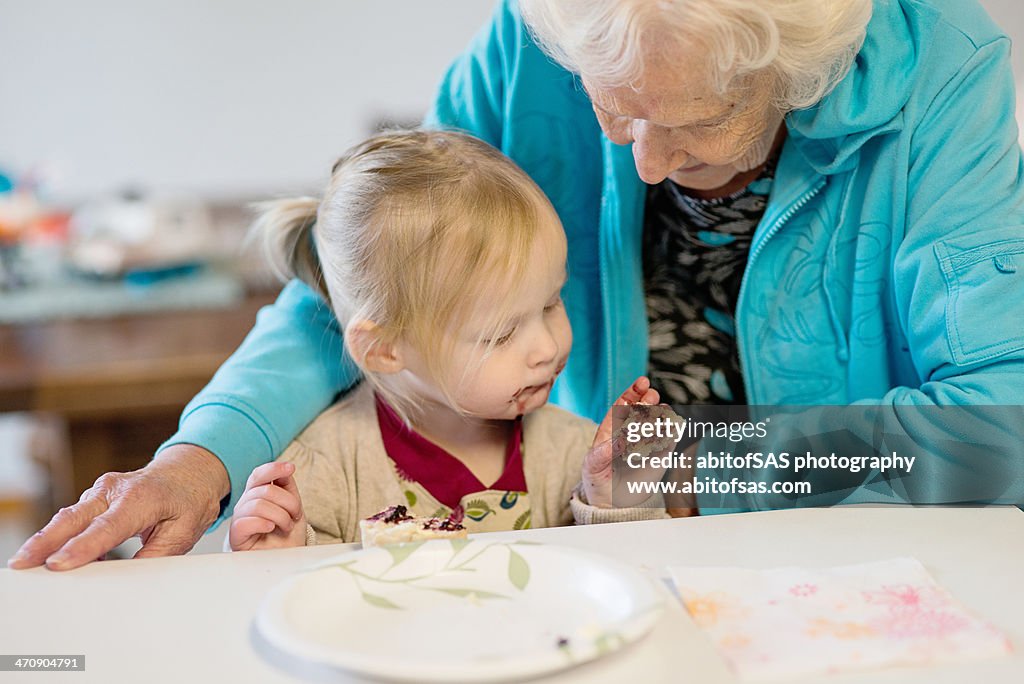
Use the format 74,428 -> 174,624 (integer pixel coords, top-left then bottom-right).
668,557 -> 1011,681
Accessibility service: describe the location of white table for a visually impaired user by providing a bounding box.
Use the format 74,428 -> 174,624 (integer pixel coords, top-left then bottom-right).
2,507 -> 1022,683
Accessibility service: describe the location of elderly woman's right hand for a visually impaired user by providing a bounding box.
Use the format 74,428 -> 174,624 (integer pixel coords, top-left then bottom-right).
6,444 -> 230,571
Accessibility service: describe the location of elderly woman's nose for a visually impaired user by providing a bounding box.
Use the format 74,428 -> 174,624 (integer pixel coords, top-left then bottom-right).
631,124 -> 685,184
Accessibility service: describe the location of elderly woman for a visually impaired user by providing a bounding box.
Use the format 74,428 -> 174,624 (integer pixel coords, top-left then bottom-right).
11,0 -> 1023,570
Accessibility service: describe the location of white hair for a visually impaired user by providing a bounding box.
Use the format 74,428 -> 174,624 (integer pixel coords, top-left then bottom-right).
519,0 -> 873,111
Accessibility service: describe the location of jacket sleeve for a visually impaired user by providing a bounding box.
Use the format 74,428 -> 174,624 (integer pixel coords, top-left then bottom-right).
709,38 -> 1024,512
901,38 -> 1024,385
879,36 -> 1024,504
874,36 -> 1024,506
159,280 -> 355,527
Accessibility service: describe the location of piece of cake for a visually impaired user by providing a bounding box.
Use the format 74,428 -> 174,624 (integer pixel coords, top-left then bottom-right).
359,505 -> 468,547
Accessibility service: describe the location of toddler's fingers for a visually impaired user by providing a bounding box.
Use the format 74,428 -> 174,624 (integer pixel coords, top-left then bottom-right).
616,376 -> 653,405
630,377 -> 662,405
272,472 -> 302,504
230,516 -> 276,551
242,483 -> 302,521
245,461 -> 296,491
234,498 -> 295,533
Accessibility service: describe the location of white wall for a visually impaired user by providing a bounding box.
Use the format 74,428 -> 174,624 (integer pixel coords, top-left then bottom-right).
0,1 -> 1021,203
0,1 -> 493,202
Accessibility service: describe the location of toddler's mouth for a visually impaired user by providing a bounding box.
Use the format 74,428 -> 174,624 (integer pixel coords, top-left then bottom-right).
512,380 -> 550,402
514,379 -> 553,399
510,361 -> 567,404
511,379 -> 554,413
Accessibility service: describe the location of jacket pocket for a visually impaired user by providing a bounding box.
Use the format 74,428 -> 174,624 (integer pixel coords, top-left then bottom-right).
935,231 -> 1024,366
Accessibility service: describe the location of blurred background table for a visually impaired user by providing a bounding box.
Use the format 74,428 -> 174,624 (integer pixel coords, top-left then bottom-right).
0,288 -> 277,517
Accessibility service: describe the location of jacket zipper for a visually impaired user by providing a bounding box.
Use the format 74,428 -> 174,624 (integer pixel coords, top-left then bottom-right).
735,179 -> 825,404
602,245 -> 615,408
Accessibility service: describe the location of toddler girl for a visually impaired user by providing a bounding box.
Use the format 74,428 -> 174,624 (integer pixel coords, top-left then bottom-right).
228,130 -> 659,550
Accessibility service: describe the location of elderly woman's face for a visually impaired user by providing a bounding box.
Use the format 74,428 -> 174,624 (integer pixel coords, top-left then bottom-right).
583,49 -> 783,190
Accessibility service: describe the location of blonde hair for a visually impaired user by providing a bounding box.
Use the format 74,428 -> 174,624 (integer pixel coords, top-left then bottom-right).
254,129 -> 561,422
519,0 -> 872,111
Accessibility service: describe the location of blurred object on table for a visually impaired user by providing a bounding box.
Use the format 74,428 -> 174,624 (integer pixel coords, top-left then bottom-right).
67,191 -> 213,277
0,268 -> 243,325
0,182 -> 280,323
209,201 -> 281,291
0,413 -> 74,562
0,167 -> 71,292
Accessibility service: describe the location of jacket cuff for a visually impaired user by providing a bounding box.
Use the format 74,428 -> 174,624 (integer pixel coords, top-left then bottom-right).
157,401 -> 276,530
569,484 -> 670,525
305,523 -> 317,546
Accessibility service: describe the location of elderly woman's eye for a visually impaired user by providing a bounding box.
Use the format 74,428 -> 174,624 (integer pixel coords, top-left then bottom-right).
698,119 -> 728,131
594,108 -> 628,129
687,119 -> 730,138
607,115 -> 630,131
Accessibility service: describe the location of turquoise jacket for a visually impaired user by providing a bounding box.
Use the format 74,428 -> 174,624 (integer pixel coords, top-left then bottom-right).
165,0 -> 1024,519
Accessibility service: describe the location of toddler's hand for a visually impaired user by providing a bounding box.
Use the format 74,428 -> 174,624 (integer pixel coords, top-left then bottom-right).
591,376 -> 660,447
583,377 -> 661,508
229,462 -> 307,551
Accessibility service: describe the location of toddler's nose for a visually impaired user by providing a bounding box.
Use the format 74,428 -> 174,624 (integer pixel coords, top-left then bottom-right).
528,325 -> 559,368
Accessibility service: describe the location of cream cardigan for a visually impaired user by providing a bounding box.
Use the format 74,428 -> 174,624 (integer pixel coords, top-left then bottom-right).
279,385 -> 619,544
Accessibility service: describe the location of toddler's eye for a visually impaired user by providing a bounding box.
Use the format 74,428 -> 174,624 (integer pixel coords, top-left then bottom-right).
485,329 -> 516,347
544,297 -> 563,313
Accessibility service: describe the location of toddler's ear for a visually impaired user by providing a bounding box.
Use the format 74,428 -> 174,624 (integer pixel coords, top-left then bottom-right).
346,320 -> 404,374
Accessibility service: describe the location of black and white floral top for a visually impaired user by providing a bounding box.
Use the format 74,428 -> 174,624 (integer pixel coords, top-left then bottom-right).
643,157 -> 778,405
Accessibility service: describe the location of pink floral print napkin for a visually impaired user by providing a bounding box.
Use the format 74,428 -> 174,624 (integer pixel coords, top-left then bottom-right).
669,558 -> 1011,681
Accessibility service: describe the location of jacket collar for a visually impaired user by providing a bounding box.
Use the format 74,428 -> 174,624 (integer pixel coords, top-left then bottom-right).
785,0 -> 938,175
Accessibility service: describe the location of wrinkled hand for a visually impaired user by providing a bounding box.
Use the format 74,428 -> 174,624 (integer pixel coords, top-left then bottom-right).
582,376 -> 661,508
7,444 -> 230,571
229,462 -> 307,551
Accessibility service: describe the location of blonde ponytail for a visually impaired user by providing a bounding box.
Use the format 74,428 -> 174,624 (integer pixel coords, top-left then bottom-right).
252,196 -> 328,301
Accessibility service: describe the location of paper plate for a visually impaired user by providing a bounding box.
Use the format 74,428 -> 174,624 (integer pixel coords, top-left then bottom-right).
256,539 -> 665,681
